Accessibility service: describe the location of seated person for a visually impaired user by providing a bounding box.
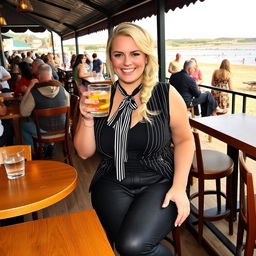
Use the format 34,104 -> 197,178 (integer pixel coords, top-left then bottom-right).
170,60 -> 217,117
20,64 -> 70,157
73,54 -> 90,92
14,62 -> 33,95
0,66 -> 11,93
0,100 -> 13,146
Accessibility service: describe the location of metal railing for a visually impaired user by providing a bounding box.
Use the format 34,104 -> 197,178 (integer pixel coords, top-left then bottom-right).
166,76 -> 256,114
199,84 -> 256,114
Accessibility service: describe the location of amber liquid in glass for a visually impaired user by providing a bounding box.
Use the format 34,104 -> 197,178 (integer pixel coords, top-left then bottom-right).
88,90 -> 111,117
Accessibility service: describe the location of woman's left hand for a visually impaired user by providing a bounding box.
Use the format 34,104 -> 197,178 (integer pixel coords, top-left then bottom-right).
162,187 -> 190,227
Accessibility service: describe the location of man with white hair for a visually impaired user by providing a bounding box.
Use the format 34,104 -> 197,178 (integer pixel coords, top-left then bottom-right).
20,64 -> 70,158
31,58 -> 44,78
170,60 -> 217,117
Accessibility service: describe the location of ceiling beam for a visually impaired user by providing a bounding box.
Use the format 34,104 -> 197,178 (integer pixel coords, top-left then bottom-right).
79,0 -> 111,16
30,12 -> 75,30
38,0 -> 71,12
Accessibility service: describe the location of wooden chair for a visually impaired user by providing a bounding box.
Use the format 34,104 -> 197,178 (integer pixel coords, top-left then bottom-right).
189,131 -> 234,243
32,106 -> 73,166
164,227 -> 181,256
236,152 -> 256,256
0,145 -> 31,161
72,79 -> 81,96
70,94 -> 80,137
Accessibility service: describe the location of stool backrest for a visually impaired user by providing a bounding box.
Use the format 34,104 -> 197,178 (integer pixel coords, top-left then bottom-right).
239,152 -> 256,232
192,131 -> 204,177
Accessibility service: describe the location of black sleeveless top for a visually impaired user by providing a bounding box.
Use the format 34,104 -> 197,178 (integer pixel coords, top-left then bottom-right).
90,82 -> 174,189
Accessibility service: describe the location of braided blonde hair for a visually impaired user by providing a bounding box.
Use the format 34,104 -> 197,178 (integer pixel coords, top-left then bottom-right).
106,22 -> 159,122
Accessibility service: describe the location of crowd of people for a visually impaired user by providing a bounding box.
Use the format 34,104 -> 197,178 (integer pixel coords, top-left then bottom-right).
168,53 -> 233,116
0,49 -> 105,151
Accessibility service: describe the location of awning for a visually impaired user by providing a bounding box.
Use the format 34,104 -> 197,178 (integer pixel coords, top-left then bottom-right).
1,0 -> 205,39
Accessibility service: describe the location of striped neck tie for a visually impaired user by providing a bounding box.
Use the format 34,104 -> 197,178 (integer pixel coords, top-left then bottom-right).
107,81 -> 143,181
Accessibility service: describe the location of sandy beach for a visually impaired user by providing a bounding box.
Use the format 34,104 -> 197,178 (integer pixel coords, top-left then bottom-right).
198,63 -> 256,94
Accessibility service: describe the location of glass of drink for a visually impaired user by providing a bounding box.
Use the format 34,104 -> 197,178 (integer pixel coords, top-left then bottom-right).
1,149 -> 25,179
88,84 -> 112,117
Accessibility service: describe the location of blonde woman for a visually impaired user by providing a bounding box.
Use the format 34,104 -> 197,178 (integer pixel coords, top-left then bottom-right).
211,59 -> 232,113
74,23 -> 194,255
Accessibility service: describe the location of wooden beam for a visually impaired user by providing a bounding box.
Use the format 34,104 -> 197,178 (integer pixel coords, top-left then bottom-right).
156,0 -> 166,82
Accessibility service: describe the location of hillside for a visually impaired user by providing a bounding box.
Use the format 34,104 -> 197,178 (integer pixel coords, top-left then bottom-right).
166,37 -> 256,47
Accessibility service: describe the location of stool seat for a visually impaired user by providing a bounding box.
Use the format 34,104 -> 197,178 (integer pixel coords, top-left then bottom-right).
192,150 -> 233,177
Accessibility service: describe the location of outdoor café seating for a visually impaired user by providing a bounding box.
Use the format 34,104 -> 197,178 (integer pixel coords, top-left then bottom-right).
32,106 -> 73,165
236,152 -> 256,256
189,131 -> 234,243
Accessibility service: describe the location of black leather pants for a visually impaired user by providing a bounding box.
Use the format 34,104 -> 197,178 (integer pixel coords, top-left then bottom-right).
91,165 -> 177,256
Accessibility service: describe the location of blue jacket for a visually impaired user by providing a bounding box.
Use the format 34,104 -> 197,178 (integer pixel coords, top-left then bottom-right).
170,69 -> 201,106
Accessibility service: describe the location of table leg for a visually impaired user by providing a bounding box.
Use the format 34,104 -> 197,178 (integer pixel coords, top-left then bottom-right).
13,117 -> 22,144
227,145 -> 239,220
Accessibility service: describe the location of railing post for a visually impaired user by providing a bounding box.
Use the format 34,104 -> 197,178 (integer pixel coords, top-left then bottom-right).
231,94 -> 236,114
242,96 -> 247,113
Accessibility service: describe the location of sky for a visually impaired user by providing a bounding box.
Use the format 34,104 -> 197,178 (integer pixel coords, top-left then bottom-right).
69,0 -> 256,45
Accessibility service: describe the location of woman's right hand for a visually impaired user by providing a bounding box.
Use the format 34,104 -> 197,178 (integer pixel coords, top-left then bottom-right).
79,91 -> 99,122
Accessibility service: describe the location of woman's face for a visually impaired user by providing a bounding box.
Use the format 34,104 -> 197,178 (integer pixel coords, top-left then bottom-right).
110,35 -> 147,88
81,56 -> 86,63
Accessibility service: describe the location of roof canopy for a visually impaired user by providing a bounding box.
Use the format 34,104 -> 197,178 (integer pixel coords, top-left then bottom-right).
2,0 -> 205,40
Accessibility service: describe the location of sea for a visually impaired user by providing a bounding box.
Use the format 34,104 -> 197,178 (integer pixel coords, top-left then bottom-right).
165,44 -> 256,66
97,44 -> 256,66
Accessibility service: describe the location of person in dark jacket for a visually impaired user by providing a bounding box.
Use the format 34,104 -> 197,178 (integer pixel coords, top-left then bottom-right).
170,60 -> 218,117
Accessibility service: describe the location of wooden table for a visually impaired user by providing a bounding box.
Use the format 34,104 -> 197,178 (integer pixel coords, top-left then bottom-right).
83,75 -> 112,85
0,209 -> 115,256
189,113 -> 256,254
0,160 -> 77,219
0,103 -> 22,144
0,92 -> 21,101
57,67 -> 73,73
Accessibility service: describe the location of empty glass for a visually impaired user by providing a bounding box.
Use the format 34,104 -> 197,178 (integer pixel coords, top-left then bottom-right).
1,149 -> 25,179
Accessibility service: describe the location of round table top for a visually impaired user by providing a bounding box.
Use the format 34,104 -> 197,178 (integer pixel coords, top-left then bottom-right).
0,160 -> 77,219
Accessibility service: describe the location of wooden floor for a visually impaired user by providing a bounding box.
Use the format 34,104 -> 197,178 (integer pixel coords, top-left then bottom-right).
22,131 -> 256,256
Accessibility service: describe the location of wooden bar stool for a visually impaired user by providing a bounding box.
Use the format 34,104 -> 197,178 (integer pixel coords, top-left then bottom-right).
164,227 -> 182,256
236,152 -> 256,256
189,131 -> 234,244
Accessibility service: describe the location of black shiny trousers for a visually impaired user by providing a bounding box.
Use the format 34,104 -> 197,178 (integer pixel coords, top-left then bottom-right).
91,167 -> 177,256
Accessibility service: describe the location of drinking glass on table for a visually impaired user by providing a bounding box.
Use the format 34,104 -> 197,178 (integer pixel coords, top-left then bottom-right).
1,149 -> 25,179
87,84 -> 112,117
